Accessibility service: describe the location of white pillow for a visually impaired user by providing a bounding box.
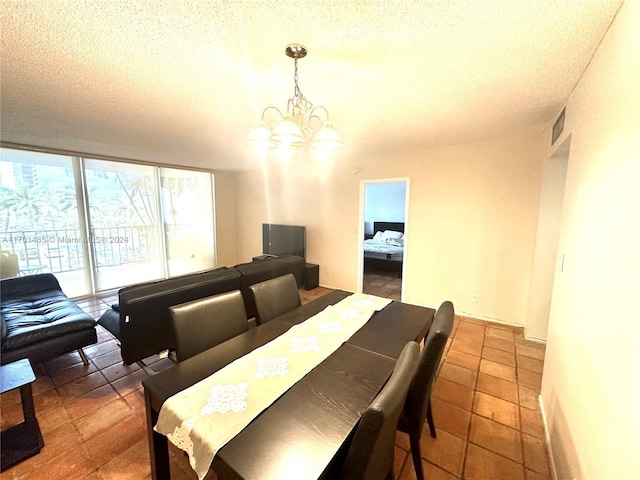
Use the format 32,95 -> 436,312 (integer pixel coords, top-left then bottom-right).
373,231 -> 384,240
385,237 -> 404,247
382,230 -> 403,240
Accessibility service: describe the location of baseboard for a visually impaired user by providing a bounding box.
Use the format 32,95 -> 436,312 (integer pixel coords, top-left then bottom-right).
523,334 -> 547,345
458,310 -> 547,345
458,309 -> 523,328
325,296 -> 547,345
538,394 -> 559,480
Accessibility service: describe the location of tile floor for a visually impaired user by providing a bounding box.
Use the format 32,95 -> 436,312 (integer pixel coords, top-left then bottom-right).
363,267 -> 402,300
394,314 -> 551,480
1,286 -> 551,480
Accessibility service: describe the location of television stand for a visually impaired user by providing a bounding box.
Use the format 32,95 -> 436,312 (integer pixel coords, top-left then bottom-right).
251,256 -> 319,290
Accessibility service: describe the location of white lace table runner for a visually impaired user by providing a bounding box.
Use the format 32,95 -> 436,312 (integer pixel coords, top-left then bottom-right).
154,292 -> 392,480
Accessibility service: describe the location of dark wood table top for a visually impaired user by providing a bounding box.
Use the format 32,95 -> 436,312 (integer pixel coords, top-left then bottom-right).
143,291 -> 435,480
348,300 -> 432,359
275,290 -> 432,359
0,359 -> 35,394
212,344 -> 396,479
144,319 -> 292,412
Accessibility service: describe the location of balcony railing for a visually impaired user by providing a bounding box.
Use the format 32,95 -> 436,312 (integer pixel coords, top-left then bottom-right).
1,226 -> 164,276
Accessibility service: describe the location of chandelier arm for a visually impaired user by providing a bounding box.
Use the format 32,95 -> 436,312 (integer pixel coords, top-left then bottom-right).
261,106 -> 283,122
283,98 -> 292,117
306,116 -> 324,138
309,106 -> 330,123
306,106 -> 331,137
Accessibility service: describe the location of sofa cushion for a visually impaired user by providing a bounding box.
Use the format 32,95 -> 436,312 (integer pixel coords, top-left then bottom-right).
1,273 -> 98,366
1,290 -> 96,351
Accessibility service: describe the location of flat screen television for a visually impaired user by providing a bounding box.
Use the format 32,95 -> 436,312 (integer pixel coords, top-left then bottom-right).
262,224 -> 306,259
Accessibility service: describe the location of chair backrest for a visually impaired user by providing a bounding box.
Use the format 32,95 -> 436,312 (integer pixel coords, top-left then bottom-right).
403,301 -> 454,431
248,273 -> 301,325
340,341 -> 420,480
169,290 -> 248,362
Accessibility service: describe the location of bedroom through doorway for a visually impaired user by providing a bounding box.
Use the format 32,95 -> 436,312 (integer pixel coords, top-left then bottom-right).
359,179 -> 408,300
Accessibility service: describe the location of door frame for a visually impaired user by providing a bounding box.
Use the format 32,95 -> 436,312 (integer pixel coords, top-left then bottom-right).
357,177 -> 410,300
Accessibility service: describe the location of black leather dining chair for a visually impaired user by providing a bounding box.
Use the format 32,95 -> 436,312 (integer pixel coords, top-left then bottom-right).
248,273 -> 301,326
340,341 -> 420,480
397,300 -> 454,480
169,290 -> 249,362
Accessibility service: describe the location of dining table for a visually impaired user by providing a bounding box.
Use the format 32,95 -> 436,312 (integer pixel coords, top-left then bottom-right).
142,289 -> 435,480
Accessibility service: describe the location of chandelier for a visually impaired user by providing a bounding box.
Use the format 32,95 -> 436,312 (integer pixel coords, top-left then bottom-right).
248,44 -> 343,153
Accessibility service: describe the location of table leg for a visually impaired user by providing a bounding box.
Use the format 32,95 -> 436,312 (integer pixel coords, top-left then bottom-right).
1,382 -> 43,471
20,383 -> 43,448
145,390 -> 171,480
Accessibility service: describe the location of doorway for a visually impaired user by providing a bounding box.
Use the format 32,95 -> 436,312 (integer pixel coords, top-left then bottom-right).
358,179 -> 409,300
525,136 -> 570,340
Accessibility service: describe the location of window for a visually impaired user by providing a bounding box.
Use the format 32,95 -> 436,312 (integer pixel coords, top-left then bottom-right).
85,159 -> 164,291
160,168 -> 215,277
0,149 -> 89,296
0,147 -> 216,295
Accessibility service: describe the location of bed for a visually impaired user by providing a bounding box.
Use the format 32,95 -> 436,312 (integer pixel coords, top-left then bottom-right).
363,221 -> 404,277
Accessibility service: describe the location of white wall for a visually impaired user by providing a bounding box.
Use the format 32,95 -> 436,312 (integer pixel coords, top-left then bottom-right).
212,170 -> 239,267
400,137 -> 544,324
235,130 -> 545,326
364,182 -> 406,235
541,1 -> 640,478
221,4 -> 640,477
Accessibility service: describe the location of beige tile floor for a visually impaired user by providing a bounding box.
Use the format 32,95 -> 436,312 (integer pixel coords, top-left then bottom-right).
1,285 -> 550,479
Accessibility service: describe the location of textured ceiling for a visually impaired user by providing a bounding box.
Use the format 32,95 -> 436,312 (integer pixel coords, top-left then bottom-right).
0,0 -> 622,170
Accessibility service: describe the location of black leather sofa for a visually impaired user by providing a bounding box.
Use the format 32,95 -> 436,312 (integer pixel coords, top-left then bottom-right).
0,274 -> 97,365
97,255 -> 305,366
